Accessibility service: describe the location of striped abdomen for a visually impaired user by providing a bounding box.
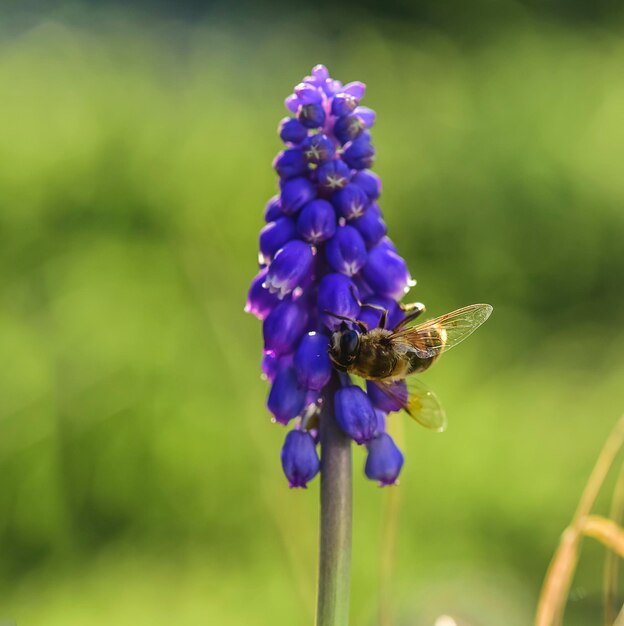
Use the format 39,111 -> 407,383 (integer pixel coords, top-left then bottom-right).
404,326 -> 446,375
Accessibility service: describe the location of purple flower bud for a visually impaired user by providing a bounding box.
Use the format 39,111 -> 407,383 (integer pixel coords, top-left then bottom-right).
264,195 -> 283,222
246,268 -> 281,320
374,409 -> 386,436
317,273 -> 360,331
352,202 -> 386,247
354,106 -> 376,128
365,433 -> 404,486
332,183 -> 368,220
259,217 -> 298,263
361,242 -> 412,299
281,430 -> 320,487
261,352 -> 292,382
305,388 -> 321,410
264,240 -> 314,300
268,367 -> 307,424
343,81 -> 366,99
297,199 -> 336,244
323,78 -> 342,97
263,299 -> 309,356
325,225 -> 367,276
358,295 -> 403,330
333,114 -> 365,145
352,169 -> 382,200
343,132 -> 375,170
285,94 -> 300,113
279,117 -> 308,144
377,236 -> 398,254
310,64 -> 329,83
280,177 -> 316,215
294,332 -> 332,391
294,82 -> 323,104
301,134 -> 336,165
298,103 -> 326,129
334,385 -> 377,444
273,148 -> 308,179
366,379 -> 407,413
316,159 -> 350,192
331,93 -> 358,117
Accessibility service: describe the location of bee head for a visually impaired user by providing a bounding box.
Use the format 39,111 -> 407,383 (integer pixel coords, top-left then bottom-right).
328,323 -> 361,371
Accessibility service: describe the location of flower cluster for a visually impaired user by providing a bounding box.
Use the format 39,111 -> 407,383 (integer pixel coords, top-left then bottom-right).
246,65 -> 414,488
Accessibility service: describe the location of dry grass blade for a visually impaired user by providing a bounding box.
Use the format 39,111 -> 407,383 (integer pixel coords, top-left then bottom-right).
582,516 -> 624,557
603,462 -> 624,626
614,604 -> 624,626
535,414 -> 624,626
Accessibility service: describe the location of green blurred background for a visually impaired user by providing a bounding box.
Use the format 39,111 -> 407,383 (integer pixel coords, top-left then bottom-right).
1,2 -> 624,624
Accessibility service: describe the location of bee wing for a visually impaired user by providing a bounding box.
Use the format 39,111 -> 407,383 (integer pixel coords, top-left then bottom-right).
391,303 -> 493,359
372,378 -> 447,432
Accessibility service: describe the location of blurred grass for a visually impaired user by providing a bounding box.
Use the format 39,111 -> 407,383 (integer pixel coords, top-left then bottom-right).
0,8 -> 623,625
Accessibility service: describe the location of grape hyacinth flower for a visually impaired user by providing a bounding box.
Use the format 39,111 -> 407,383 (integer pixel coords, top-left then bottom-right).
245,64 -> 419,626
246,64 -> 415,492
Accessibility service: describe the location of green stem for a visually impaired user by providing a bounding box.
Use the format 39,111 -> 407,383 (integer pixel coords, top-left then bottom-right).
315,376 -> 352,626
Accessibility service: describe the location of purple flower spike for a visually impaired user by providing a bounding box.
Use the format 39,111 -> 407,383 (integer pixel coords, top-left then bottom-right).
259,217 -> 297,263
279,117 -> 308,144
325,225 -> 367,276
273,148 -> 308,180
333,114 -> 365,145
263,300 -> 309,356
297,199 -> 337,244
317,273 -> 360,331
343,132 -> 375,170
352,202 -> 387,247
298,103 -> 326,129
294,332 -> 332,391
247,65 -> 419,487
352,170 -> 382,200
365,433 -> 404,486
334,385 -> 377,444
366,379 -> 408,413
264,240 -> 314,299
280,177 -> 316,215
268,367 -> 307,424
264,195 -> 283,222
301,134 -> 336,165
332,183 -> 368,221
317,159 -> 351,192
362,242 -> 413,299
246,268 -> 281,320
281,430 -> 320,487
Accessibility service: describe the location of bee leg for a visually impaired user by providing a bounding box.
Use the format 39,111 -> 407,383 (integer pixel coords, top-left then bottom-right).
348,286 -> 389,329
323,310 -> 369,334
393,302 -> 426,331
400,301 -> 426,314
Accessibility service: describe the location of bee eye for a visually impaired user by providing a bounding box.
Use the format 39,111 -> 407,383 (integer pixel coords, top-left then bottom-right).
340,330 -> 359,357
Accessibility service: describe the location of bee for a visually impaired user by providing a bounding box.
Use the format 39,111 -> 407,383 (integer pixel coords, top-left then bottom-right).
327,291 -> 493,432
